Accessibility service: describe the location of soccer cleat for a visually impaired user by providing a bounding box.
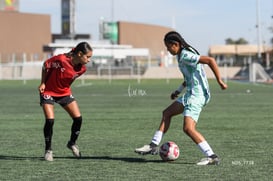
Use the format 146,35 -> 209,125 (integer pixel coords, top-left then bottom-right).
44,150 -> 53,161
196,154 -> 220,165
67,142 -> 81,158
135,143 -> 158,155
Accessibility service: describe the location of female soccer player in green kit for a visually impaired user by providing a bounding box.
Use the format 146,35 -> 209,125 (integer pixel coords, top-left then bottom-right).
135,31 -> 227,165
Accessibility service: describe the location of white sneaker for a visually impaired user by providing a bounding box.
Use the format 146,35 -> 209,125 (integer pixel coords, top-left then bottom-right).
196,155 -> 220,165
135,144 -> 158,155
44,150 -> 53,161
67,142 -> 81,158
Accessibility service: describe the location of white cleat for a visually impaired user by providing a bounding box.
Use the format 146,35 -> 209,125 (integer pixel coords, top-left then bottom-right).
67,142 -> 81,158
135,144 -> 158,155
196,155 -> 220,165
44,150 -> 53,161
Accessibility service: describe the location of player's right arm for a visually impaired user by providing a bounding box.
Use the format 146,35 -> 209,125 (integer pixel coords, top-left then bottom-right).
199,56 -> 228,90
38,62 -> 47,94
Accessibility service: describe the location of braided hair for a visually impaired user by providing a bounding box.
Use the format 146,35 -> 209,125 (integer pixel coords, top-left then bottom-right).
164,31 -> 200,55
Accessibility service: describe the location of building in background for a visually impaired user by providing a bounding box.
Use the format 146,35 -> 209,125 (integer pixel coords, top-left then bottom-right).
0,11 -> 51,62
100,21 -> 173,59
118,21 -> 173,59
0,0 -> 173,63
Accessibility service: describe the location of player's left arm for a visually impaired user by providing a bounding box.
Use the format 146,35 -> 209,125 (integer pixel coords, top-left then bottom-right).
170,81 -> 186,100
199,56 -> 228,90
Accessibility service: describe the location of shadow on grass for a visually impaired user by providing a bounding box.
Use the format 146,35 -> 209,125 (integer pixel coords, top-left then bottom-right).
0,155 -> 44,161
0,155 -> 194,164
81,156 -> 161,163
81,156 -> 194,164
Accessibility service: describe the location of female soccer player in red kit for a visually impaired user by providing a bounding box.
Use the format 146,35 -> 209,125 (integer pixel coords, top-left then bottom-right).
38,42 -> 93,161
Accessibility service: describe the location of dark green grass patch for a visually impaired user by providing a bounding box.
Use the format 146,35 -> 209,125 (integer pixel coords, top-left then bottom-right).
0,79 -> 272,180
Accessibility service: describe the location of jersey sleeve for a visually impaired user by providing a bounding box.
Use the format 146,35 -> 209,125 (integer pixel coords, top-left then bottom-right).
180,49 -> 200,66
42,59 -> 50,70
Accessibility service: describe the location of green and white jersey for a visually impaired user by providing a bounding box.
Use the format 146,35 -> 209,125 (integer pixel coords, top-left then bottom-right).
177,48 -> 210,102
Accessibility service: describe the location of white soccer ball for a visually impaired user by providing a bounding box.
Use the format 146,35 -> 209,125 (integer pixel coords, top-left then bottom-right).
159,141 -> 180,161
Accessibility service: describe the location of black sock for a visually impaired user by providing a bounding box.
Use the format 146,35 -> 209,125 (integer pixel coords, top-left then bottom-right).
209,154 -> 218,159
150,142 -> 157,147
44,119 -> 54,150
69,116 -> 82,145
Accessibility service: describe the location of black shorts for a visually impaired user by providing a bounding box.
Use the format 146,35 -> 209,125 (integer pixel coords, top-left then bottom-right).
40,94 -> 75,107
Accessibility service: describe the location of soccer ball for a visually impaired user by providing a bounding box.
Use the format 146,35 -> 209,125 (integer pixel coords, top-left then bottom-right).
159,141 -> 180,161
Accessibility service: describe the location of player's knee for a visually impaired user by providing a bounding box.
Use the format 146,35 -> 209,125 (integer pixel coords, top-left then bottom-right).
162,109 -> 171,118
183,125 -> 194,135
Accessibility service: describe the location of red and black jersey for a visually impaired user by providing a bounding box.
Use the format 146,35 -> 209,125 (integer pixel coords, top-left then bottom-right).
43,54 -> 86,97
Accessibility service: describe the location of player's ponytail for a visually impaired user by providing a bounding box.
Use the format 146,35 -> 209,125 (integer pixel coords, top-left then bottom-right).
164,31 -> 200,55
67,42 -> 93,56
